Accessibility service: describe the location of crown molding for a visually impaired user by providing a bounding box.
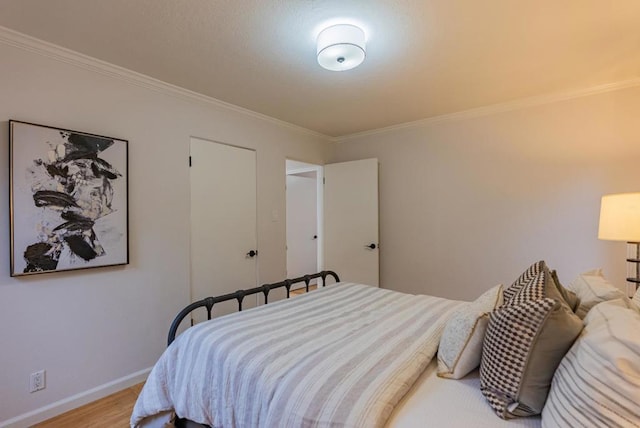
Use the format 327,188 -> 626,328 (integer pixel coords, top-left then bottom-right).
0,26 -> 330,141
3,25 -> 638,144
332,77 -> 640,143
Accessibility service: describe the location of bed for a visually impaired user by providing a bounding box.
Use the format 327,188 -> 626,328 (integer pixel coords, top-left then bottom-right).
131,266 -> 640,428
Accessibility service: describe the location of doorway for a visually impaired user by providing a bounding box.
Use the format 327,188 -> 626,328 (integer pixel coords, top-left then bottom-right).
286,158 -> 380,289
286,160 -> 322,290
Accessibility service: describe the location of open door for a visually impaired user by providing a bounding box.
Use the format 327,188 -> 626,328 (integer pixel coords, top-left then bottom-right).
324,158 -> 379,286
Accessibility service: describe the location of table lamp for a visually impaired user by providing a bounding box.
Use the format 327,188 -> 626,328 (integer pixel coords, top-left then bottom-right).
598,192 -> 640,296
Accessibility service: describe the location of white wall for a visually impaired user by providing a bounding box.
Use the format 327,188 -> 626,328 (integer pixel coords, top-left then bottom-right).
332,86 -> 640,300
0,38 -> 331,425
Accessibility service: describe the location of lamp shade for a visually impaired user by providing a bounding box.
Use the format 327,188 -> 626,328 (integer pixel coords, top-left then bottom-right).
317,24 -> 366,71
598,192 -> 640,242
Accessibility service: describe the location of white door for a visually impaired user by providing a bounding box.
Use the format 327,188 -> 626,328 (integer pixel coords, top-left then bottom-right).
286,172 -> 318,285
324,158 -> 379,286
190,138 -> 257,321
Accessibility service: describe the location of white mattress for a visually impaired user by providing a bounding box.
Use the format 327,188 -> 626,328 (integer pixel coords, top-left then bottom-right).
387,360 -> 542,428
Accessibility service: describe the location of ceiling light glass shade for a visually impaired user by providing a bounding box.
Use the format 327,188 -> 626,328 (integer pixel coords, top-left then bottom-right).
317,24 -> 366,71
598,192 -> 640,241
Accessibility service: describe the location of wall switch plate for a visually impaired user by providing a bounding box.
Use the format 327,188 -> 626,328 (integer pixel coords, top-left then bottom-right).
30,370 -> 46,393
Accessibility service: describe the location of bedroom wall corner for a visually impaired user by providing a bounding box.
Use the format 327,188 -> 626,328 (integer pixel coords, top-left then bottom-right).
330,85 -> 640,300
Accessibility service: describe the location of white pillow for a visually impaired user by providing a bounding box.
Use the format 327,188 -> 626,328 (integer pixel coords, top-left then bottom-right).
437,284 -> 503,379
566,268 -> 631,318
633,286 -> 640,309
542,299 -> 640,428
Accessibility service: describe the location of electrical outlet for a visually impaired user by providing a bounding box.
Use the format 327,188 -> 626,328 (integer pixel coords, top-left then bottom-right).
29,370 -> 46,393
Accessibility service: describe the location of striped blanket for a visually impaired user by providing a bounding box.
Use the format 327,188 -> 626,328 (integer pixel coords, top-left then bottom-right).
131,283 -> 463,428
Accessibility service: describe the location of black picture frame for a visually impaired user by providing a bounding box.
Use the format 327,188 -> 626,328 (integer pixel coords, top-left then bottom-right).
9,120 -> 129,276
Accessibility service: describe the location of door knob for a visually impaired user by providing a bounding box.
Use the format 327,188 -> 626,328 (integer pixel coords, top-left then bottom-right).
246,250 -> 258,258
312,235 -> 318,240
365,243 -> 377,250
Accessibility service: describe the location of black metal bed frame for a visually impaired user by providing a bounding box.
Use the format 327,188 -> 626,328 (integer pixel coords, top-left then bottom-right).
167,270 -> 340,346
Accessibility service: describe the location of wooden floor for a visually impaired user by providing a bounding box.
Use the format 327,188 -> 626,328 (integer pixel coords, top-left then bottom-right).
290,284 -> 318,296
34,383 -> 144,428
35,287 -> 318,427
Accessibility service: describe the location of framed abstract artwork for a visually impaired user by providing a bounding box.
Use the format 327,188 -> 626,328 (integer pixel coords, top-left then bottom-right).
9,120 -> 129,276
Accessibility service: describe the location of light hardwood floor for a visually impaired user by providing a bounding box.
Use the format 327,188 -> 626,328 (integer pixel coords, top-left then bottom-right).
34,383 -> 144,427
290,284 -> 318,296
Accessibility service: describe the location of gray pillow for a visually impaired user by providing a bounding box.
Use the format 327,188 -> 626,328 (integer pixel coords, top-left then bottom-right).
550,269 -> 580,313
480,269 -> 583,419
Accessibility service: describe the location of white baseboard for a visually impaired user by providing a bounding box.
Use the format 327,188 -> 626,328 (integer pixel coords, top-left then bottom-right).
0,367 -> 152,428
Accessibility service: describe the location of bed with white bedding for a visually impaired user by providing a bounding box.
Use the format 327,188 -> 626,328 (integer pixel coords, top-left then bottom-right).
133,360 -> 543,428
132,265 -> 640,428
132,283 -> 465,428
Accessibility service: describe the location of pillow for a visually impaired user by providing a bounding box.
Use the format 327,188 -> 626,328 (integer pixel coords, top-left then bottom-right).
633,286 -> 640,309
503,261 -> 576,310
502,260 -> 545,302
437,284 -> 503,379
506,264 -> 567,307
550,269 -> 580,313
542,299 -> 640,428
480,269 -> 583,419
567,269 -> 631,318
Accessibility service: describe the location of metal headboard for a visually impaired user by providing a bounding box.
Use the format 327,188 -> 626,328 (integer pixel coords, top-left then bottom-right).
167,270 -> 340,346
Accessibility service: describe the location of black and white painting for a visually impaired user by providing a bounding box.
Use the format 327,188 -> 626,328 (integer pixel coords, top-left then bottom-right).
10,121 -> 128,276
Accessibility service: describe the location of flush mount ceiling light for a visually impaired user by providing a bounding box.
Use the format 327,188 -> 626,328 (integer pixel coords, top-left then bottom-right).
317,24 -> 366,71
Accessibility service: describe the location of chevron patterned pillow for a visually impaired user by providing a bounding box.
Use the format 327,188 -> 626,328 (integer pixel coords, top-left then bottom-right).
505,266 -> 568,307
502,260 -> 545,302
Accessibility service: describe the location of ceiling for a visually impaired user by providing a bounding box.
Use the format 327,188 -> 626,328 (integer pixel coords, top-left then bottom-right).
0,0 -> 639,137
